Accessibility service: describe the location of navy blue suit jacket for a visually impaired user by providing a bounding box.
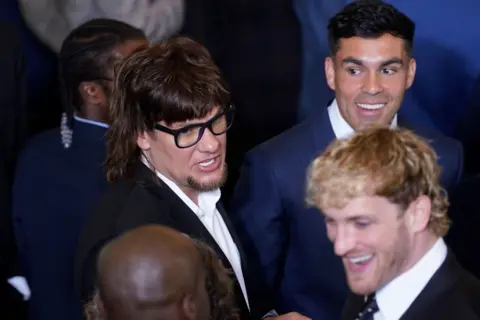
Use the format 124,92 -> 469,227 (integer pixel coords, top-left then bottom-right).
230,107 -> 463,319
12,121 -> 108,320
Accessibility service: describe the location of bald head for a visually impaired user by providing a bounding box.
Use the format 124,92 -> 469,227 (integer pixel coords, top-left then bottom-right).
96,225 -> 210,320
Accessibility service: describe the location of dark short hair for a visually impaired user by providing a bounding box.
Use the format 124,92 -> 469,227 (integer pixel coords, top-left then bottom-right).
327,0 -> 415,56
106,36 -> 230,182
59,18 -> 146,126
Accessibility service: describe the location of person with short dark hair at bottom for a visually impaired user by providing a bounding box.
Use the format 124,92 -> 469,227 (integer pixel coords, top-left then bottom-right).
306,127 -> 480,320
229,1 -> 463,318
84,225 -> 238,320
12,18 -> 147,320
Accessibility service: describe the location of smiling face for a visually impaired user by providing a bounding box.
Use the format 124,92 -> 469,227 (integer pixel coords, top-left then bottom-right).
323,195 -> 418,295
137,108 -> 227,199
325,34 -> 416,130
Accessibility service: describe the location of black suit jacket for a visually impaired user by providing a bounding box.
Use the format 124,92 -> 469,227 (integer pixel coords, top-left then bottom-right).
454,74 -> 480,176
341,251 -> 480,320
446,175 -> 480,279
74,162 -> 252,319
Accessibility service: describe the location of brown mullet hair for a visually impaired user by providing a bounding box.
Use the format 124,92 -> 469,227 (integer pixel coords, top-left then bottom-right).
105,36 -> 230,182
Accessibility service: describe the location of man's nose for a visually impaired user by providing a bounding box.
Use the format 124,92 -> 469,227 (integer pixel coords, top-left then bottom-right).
197,128 -> 220,152
362,71 -> 382,95
333,227 -> 356,257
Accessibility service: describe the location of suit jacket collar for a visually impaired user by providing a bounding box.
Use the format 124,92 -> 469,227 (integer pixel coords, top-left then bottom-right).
131,162 -> 250,311
399,250 -> 461,320
132,162 -> 234,266
311,105 -> 336,152
71,119 -> 108,145
342,251 -> 465,320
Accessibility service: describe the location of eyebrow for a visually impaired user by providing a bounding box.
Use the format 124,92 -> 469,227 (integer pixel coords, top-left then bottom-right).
341,57 -> 404,68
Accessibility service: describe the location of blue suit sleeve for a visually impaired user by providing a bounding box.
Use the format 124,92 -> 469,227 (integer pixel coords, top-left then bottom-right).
229,149 -> 287,314
454,141 -> 464,186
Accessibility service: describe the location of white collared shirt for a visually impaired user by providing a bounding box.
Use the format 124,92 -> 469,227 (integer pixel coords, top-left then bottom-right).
141,157 -> 249,309
327,99 -> 398,139
373,238 -> 448,320
73,114 -> 109,128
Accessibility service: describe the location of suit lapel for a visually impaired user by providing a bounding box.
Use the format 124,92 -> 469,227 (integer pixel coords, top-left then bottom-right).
342,252 -> 461,320
399,251 -> 459,320
312,103 -> 337,153
216,203 -> 248,267
133,162 -> 245,286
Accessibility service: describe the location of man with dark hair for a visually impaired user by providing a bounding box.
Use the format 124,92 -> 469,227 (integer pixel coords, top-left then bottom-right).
84,225 -> 238,320
75,37 -> 308,320
12,18 -> 147,320
230,1 -> 463,319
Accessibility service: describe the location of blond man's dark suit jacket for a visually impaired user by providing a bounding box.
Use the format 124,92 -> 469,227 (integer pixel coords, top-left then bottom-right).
341,251 -> 480,320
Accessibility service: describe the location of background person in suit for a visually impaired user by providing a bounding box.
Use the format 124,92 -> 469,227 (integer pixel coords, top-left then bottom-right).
74,38 -> 308,320
229,1 -> 463,319
12,19 -> 147,320
306,127 -> 480,320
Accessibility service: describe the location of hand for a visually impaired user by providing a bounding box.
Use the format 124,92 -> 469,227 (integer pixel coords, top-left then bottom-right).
265,312 -> 312,320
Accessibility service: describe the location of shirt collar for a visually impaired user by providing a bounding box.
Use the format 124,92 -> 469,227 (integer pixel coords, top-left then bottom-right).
327,99 -> 398,139
74,114 -> 109,128
375,238 -> 447,320
140,156 -> 221,218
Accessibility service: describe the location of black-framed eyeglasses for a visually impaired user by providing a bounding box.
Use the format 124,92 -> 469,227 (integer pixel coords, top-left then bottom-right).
154,105 -> 235,148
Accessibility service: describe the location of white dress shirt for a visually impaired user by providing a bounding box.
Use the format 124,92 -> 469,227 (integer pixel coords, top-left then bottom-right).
373,238 -> 448,320
142,158 -> 250,309
327,99 -> 398,139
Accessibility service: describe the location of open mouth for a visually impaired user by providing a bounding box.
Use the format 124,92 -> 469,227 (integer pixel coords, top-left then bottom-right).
197,156 -> 221,172
346,254 -> 374,273
199,158 -> 215,167
356,103 -> 385,110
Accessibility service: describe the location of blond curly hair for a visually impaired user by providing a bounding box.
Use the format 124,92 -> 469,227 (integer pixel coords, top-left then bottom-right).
306,126 -> 450,237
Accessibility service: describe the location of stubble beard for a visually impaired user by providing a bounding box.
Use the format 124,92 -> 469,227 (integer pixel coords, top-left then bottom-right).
186,164 -> 228,192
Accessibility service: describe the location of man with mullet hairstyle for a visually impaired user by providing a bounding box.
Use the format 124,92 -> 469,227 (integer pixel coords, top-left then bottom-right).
229,1 -> 463,319
75,37 -> 309,320
306,127 -> 480,320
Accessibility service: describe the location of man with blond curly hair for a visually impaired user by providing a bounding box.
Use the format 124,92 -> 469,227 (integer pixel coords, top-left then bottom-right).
306,127 -> 480,320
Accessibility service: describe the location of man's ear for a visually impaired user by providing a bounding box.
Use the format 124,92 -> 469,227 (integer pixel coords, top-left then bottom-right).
406,58 -> 416,89
405,195 -> 431,233
325,56 -> 336,91
136,131 -> 152,151
182,294 -> 199,320
79,81 -> 105,105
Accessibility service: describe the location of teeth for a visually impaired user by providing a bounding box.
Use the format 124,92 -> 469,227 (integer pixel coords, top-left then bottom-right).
349,255 -> 373,264
357,103 -> 385,110
199,159 -> 214,167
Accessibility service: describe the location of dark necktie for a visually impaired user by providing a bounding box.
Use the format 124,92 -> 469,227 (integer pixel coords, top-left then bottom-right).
355,295 -> 379,320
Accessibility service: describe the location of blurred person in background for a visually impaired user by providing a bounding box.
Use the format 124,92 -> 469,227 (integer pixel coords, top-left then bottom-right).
12,19 -> 147,320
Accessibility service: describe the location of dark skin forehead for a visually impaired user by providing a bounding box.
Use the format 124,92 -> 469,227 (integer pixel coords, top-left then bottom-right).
97,226 -> 204,317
